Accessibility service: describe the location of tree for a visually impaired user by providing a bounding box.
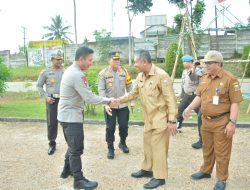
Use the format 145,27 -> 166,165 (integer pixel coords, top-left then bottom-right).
0,57 -> 11,96
43,15 -> 73,43
247,16 -> 250,27
192,0 -> 206,29
167,0 -> 185,9
126,0 -> 153,66
93,29 -> 112,63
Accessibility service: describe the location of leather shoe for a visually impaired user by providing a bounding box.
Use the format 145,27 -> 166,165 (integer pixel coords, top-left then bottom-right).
74,177 -> 98,189
143,178 -> 165,189
192,140 -> 202,149
118,142 -> 129,153
214,180 -> 226,190
48,145 -> 56,155
131,169 -> 153,178
107,148 -> 114,159
191,171 -> 211,180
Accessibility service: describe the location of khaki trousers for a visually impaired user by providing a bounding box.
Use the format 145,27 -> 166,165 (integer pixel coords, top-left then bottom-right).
141,128 -> 169,179
200,115 -> 232,181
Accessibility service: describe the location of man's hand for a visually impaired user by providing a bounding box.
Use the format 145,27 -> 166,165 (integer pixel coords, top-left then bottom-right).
46,97 -> 55,104
183,108 -> 191,120
104,105 -> 112,116
166,123 -> 177,136
109,98 -> 120,107
224,121 -> 236,138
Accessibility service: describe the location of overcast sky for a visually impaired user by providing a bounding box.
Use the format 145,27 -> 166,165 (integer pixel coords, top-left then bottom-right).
0,0 -> 249,53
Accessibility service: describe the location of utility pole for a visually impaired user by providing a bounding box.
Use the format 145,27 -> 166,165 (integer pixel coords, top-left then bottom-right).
215,6 -> 219,50
21,26 -> 29,67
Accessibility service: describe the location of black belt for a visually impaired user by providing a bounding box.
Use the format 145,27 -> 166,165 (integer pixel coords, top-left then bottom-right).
204,112 -> 229,120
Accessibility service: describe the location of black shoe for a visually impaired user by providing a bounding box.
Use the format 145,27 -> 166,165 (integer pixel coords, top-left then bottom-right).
60,163 -> 72,179
143,178 -> 165,189
131,169 -> 153,178
118,142 -> 129,153
214,180 -> 226,190
74,177 -> 98,190
192,141 -> 202,149
107,148 -> 114,159
48,145 -> 56,155
191,171 -> 211,180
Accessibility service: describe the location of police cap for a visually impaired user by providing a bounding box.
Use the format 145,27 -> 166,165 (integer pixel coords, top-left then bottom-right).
108,51 -> 121,60
51,49 -> 63,60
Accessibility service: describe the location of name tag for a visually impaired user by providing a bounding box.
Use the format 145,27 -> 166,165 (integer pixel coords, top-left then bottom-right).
213,96 -> 219,105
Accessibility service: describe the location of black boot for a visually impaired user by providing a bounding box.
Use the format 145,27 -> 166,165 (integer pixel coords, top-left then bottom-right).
60,161 -> 72,179
118,142 -> 129,153
107,143 -> 114,159
73,172 -> 98,190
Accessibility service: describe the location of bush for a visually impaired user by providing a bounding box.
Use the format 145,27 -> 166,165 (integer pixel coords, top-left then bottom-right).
165,42 -> 183,78
84,68 -> 99,116
0,57 -> 11,96
241,45 -> 250,77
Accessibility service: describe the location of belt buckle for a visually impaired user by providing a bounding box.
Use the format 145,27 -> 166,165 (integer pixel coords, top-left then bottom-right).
52,94 -> 60,98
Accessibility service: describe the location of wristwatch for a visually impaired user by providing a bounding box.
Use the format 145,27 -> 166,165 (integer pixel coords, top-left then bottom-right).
168,120 -> 176,124
229,119 -> 237,125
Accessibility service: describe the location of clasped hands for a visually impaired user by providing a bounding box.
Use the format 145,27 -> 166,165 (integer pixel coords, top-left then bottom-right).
105,98 -> 120,116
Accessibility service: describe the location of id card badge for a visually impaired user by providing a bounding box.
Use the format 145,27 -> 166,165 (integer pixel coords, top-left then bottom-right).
213,96 -> 219,105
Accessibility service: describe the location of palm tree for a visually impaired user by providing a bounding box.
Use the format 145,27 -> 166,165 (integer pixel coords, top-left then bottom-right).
43,15 -> 73,43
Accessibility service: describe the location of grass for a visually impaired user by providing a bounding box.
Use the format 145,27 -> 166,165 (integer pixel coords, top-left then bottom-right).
0,92 -> 249,122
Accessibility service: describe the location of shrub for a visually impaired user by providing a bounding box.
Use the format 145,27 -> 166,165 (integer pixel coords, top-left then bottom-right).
165,42 -> 183,78
0,57 -> 11,96
241,45 -> 250,77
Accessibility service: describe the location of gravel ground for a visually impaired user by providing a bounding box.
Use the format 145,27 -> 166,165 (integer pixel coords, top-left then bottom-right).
0,122 -> 249,190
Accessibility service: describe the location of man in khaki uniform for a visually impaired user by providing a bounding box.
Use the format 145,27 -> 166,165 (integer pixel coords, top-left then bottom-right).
98,51 -> 133,159
118,49 -> 177,189
37,49 -> 63,155
183,50 -> 243,190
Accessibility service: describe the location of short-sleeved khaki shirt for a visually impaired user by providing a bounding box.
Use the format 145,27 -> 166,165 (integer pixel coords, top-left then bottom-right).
196,69 -> 243,116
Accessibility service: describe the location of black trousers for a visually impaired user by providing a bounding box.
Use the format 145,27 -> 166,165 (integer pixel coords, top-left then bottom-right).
61,122 -> 84,177
46,98 -> 59,145
177,92 -> 202,141
104,106 -> 129,144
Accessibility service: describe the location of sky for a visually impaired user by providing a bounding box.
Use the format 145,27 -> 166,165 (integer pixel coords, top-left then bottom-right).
0,0 -> 249,53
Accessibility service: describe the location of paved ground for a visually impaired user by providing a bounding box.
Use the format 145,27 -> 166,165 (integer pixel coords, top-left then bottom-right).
0,122 -> 249,190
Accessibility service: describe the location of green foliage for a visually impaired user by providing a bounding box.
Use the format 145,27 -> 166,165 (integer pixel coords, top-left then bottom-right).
165,42 -> 183,78
173,14 -> 183,34
192,0 -> 206,29
43,15 -> 73,43
167,0 -> 185,9
84,68 -> 99,116
0,57 -> 11,96
241,44 -> 250,77
127,0 -> 153,15
93,29 -> 112,63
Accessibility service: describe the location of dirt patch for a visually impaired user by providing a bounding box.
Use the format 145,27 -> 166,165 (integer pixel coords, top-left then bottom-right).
0,122 -> 249,190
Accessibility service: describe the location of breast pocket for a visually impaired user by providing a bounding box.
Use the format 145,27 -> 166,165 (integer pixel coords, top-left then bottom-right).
219,88 -> 229,102
148,83 -> 159,96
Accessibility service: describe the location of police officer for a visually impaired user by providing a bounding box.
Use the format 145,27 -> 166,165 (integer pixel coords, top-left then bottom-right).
58,46 -> 114,190
117,49 -> 177,189
37,49 -> 63,155
176,55 -> 205,149
183,51 -> 243,190
98,51 -> 133,159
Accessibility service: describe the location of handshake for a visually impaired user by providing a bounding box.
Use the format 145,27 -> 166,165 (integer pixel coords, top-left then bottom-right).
104,98 -> 120,116
109,98 -> 120,107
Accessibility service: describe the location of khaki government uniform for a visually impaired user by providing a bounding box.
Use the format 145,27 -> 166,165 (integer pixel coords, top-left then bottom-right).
119,64 -> 177,179
196,69 -> 243,181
